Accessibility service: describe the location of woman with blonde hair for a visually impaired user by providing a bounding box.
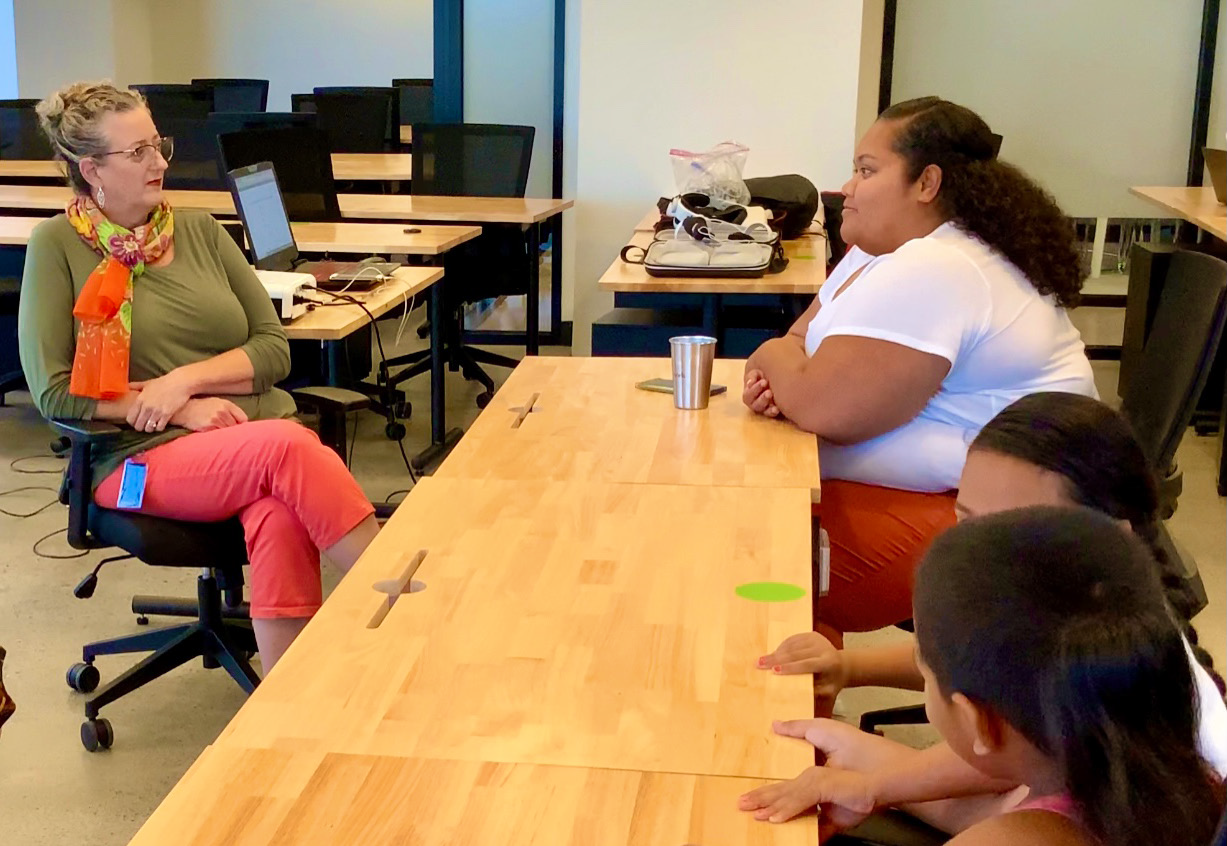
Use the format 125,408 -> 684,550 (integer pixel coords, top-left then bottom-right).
19,81 -> 378,671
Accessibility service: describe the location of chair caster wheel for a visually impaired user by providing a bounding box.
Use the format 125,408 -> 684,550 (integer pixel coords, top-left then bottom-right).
136,615 -> 150,626
476,391 -> 493,409
394,400 -> 412,419
66,662 -> 100,693
385,421 -> 407,441
81,717 -> 113,751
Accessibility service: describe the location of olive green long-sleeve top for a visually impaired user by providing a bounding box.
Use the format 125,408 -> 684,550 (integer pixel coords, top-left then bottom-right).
18,208 -> 297,487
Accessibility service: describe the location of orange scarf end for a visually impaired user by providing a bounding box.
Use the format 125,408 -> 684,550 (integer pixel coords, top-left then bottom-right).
72,256 -> 130,322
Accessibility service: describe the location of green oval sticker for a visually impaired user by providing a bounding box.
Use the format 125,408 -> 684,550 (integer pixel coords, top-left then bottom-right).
735,582 -> 806,602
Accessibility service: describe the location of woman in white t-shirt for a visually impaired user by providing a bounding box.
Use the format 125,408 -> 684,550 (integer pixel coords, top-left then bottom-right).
743,97 -> 1096,641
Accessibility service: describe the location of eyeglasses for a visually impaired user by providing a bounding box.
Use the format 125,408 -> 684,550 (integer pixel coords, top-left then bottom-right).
95,136 -> 174,165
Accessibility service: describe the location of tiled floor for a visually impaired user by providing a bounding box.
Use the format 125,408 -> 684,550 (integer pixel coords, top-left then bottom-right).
0,331 -> 1222,845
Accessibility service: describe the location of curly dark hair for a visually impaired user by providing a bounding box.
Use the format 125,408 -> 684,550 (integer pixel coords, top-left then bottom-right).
880,97 -> 1083,308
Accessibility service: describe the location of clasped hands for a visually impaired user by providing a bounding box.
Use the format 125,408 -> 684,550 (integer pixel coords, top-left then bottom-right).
125,370 -> 246,434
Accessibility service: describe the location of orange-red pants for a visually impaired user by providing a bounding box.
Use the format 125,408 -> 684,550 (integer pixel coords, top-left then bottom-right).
96,419 -> 374,619
814,480 -> 957,647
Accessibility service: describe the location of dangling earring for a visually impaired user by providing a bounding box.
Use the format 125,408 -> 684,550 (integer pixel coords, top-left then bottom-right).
972,739 -> 989,756
96,186 -> 105,209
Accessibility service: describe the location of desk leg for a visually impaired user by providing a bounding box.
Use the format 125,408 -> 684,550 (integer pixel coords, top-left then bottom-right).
526,222 -> 541,355
412,278 -> 463,472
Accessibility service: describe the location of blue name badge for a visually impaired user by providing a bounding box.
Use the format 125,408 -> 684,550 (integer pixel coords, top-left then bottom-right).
115,458 -> 148,510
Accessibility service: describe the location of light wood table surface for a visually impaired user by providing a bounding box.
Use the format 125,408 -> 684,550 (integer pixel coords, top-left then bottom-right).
0,215 -> 479,255
0,184 -> 574,224
436,356 -> 821,497
1129,186 -> 1226,240
599,230 -> 825,295
400,125 -> 413,145
287,266 -> 443,341
128,745 -> 813,846
214,476 -> 815,780
0,154 -> 414,183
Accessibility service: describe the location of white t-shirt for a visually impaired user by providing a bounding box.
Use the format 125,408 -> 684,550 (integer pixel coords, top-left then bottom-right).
1188,638 -> 1227,777
806,222 -> 1097,492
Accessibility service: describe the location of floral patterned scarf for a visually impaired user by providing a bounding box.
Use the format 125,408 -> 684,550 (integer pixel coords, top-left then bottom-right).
66,195 -> 173,399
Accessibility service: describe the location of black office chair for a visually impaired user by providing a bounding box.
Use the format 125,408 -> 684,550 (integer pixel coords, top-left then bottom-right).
132,83 -> 214,121
0,99 -> 54,159
49,386 -> 368,752
820,191 -> 847,271
858,246 -> 1227,736
157,116 -> 228,191
192,78 -> 269,113
290,93 -> 316,114
312,87 -> 399,153
391,78 -> 433,125
217,126 -> 342,222
207,111 -> 316,137
0,277 -> 21,404
382,123 -> 536,408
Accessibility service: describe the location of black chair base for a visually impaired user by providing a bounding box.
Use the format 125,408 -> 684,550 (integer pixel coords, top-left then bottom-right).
71,572 -> 259,749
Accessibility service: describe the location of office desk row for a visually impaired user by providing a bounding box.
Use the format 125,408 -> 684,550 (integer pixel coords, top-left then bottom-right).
127,355 -> 823,845
0,154 -> 415,183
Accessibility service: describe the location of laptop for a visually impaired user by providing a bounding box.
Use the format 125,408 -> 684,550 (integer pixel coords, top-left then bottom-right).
226,161 -> 399,290
1205,148 -> 1226,204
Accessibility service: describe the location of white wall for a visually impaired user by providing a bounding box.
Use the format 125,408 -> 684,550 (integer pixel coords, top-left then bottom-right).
147,0 -> 432,110
892,0 -> 1204,218
464,0 -> 553,198
14,0 -> 432,107
14,0 -> 118,97
567,0 -> 866,352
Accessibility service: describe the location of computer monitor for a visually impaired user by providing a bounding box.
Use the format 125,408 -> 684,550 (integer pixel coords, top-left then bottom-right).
226,161 -> 300,271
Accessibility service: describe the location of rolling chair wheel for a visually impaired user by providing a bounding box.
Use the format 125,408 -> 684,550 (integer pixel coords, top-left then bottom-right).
385,421 -> 407,441
394,400 -> 412,420
476,391 -> 493,409
136,615 -> 150,626
81,717 -> 114,752
66,662 -> 100,694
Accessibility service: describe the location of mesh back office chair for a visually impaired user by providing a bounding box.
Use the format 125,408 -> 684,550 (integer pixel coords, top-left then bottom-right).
206,111 -> 316,136
312,87 -> 399,153
157,116 -> 229,191
132,83 -> 214,120
217,126 -> 342,222
0,99 -> 54,159
290,93 -> 316,114
857,246 -> 1227,736
391,78 -> 434,125
382,123 -> 536,408
191,78 -> 269,113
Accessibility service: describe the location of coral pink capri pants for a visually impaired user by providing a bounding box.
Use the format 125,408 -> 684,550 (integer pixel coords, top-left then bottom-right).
95,419 -> 374,619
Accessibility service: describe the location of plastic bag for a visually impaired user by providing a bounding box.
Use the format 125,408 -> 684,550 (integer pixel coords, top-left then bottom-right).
670,142 -> 750,207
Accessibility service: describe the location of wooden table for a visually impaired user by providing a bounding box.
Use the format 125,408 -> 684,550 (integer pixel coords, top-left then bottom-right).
1129,186 -> 1226,240
128,745 -> 813,846
0,215 -> 479,255
0,154 -> 414,183
436,356 -> 821,498
214,476 -> 815,779
287,267 -> 442,341
0,183 -> 573,224
400,125 -> 413,145
600,230 -> 826,296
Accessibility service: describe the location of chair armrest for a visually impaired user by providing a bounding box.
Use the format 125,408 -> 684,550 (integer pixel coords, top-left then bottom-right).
49,419 -> 123,550
50,419 -> 125,443
291,387 -> 371,414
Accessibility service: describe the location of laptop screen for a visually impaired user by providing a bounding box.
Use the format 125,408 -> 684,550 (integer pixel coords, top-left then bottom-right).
231,164 -> 296,268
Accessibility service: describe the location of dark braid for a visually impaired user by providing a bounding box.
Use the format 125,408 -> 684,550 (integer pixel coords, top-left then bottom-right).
971,392 -> 1225,696
880,97 -> 1083,308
